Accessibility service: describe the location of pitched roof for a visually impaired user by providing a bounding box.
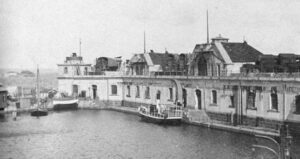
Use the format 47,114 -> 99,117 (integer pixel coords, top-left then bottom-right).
221,42 -> 263,62
148,52 -> 178,65
130,54 -> 146,63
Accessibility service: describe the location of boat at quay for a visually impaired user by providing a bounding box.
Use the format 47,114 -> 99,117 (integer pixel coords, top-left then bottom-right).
138,104 -> 183,124
52,97 -> 78,110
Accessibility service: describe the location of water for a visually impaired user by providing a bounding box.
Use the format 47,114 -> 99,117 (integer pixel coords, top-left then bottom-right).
0,110 -> 299,159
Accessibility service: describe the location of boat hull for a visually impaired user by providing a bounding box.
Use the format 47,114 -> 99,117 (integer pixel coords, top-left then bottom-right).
31,110 -> 48,117
53,99 -> 78,110
139,113 -> 181,125
53,103 -> 78,110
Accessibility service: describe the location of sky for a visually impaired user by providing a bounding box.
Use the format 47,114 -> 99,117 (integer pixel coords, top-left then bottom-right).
0,0 -> 300,69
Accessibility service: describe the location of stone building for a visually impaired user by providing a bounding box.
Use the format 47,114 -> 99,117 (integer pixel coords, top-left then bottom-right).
189,35 -> 263,76
58,75 -> 300,133
57,40 -> 300,134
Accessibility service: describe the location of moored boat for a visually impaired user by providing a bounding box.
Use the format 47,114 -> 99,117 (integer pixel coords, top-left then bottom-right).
53,97 -> 78,110
31,108 -> 48,117
31,66 -> 48,117
138,104 -> 183,124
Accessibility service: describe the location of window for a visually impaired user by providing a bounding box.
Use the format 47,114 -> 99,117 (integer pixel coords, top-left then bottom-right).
64,67 -> 68,74
111,85 -> 117,95
270,87 -> 278,110
145,87 -> 150,99
229,95 -> 235,108
217,64 -> 221,76
169,88 -> 173,100
136,86 -> 140,98
211,64 -> 214,76
84,67 -> 88,75
247,87 -> 256,109
126,85 -> 131,97
75,66 -> 81,75
156,90 -> 161,100
211,90 -> 217,104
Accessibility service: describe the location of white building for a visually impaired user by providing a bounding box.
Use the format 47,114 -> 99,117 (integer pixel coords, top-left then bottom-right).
57,53 -> 92,77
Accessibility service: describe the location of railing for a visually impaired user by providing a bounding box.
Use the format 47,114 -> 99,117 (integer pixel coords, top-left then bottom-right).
140,105 -> 183,119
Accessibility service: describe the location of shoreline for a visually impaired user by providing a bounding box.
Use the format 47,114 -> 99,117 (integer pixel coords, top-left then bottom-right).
1,105 -> 279,137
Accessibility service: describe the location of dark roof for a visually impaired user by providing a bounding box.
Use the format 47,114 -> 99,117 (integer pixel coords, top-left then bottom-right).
278,53 -> 299,58
221,42 -> 263,62
97,57 -> 119,67
148,52 -> 176,65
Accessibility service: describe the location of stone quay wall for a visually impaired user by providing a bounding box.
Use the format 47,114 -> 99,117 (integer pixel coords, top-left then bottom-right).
58,75 -> 300,133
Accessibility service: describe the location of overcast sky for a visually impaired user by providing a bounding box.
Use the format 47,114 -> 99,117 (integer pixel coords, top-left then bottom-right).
0,0 -> 300,69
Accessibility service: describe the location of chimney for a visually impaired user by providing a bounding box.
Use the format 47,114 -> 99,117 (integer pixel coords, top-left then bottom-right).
211,34 -> 229,43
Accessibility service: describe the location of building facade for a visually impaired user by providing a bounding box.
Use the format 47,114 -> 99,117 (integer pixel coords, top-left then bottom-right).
57,53 -> 92,77
0,84 -> 8,110
57,36 -> 300,134
189,35 -> 262,76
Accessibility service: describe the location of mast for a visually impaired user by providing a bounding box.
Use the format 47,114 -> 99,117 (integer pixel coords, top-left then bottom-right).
144,31 -> 146,53
37,65 -> 40,108
206,10 -> 209,44
79,38 -> 82,62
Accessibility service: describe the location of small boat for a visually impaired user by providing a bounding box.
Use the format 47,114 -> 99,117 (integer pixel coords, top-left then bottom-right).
31,66 -> 48,117
138,103 -> 183,124
31,108 -> 48,117
53,96 -> 78,110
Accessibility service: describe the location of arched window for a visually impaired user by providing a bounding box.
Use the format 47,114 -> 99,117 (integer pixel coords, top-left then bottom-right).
127,85 -> 131,97
247,87 -> 256,109
270,87 -> 278,110
211,90 -> 217,104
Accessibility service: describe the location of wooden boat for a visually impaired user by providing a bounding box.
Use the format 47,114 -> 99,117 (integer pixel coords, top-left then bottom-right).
138,79 -> 184,125
31,66 -> 48,117
53,97 -> 78,110
138,104 -> 183,124
31,108 -> 48,117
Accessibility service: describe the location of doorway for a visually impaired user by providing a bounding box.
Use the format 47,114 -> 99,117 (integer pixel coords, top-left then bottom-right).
296,95 -> 300,114
92,85 -> 97,99
196,89 -> 201,109
182,89 -> 187,107
72,85 -> 78,97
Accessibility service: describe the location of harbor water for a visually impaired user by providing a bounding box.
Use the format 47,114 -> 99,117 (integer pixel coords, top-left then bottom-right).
0,110 -> 299,159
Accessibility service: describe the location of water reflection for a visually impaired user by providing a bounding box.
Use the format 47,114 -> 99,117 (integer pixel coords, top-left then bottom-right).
0,110 -> 298,159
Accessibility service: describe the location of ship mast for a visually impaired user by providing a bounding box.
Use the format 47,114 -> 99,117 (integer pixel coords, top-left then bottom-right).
144,31 -> 146,53
206,10 -> 210,44
37,65 -> 40,109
